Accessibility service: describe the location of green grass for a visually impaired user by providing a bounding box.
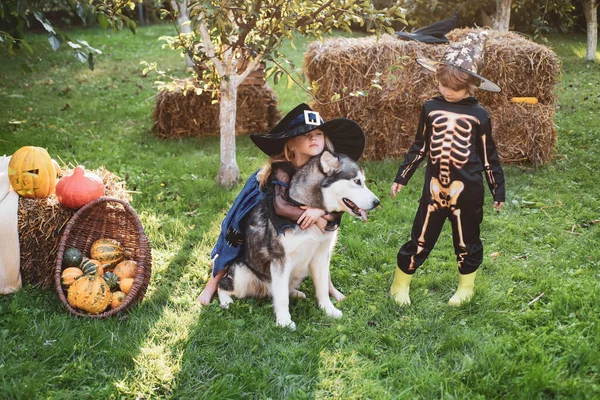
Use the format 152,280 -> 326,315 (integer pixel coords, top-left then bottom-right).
1,25 -> 600,399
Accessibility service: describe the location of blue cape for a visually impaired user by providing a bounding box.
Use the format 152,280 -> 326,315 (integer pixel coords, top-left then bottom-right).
210,170 -> 264,276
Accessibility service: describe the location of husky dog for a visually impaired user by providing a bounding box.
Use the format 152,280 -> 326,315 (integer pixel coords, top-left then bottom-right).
217,151 -> 380,329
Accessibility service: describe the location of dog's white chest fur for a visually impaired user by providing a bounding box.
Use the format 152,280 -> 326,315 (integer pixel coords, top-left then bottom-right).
279,227 -> 336,287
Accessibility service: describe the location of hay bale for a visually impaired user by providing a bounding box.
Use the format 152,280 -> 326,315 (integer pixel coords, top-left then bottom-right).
304,29 -> 560,165
491,102 -> 557,165
18,167 -> 131,289
152,80 -> 281,139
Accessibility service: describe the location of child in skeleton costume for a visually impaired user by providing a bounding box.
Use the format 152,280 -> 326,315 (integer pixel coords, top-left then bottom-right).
198,104 -> 366,305
390,31 -> 505,307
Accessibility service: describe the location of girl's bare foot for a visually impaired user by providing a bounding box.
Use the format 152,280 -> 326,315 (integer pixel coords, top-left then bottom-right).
197,270 -> 225,305
197,284 -> 217,305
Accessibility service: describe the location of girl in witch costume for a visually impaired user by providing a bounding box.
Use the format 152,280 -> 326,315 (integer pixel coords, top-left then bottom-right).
390,31 -> 505,307
198,104 -> 366,305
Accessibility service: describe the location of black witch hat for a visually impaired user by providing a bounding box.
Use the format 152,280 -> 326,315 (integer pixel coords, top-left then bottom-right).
396,12 -> 457,44
250,104 -> 366,161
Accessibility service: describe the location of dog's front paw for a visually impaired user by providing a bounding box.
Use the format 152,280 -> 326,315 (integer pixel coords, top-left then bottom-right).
328,307 -> 343,319
322,303 -> 342,319
217,291 -> 234,309
276,319 -> 296,330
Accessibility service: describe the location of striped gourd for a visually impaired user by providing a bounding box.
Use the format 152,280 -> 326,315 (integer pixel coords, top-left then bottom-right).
103,271 -> 119,291
81,259 -> 103,276
90,238 -> 124,270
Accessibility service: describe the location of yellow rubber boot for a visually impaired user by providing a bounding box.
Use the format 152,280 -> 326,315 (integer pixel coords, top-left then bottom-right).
448,271 -> 477,306
390,268 -> 413,306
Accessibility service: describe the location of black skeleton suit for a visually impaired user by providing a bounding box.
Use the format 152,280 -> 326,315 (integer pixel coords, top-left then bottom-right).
394,95 -> 505,275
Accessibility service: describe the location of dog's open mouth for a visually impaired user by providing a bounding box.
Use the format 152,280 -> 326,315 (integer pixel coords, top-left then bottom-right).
343,198 -> 368,222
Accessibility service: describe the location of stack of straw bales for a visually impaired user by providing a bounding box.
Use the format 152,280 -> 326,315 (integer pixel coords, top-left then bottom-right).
18,167 -> 130,289
304,28 -> 560,165
152,80 -> 281,138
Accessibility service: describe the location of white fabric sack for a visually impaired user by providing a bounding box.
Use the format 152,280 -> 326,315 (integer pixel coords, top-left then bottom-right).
0,155 -> 21,294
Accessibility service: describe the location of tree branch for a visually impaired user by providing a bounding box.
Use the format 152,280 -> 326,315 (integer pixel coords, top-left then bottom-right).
198,11 -> 226,76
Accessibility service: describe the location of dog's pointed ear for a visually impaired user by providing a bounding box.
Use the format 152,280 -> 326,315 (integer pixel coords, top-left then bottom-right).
320,151 -> 341,174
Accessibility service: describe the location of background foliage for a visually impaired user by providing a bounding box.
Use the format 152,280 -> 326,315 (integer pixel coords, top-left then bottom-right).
0,22 -> 599,398
377,0 -> 584,36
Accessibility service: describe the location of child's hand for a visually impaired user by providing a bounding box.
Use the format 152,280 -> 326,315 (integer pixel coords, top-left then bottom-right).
494,201 -> 504,211
315,217 -> 328,233
298,207 -> 326,229
391,182 -> 404,198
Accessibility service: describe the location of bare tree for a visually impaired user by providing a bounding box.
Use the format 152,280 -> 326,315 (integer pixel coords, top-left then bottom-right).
492,0 -> 512,31
157,1 -> 405,188
583,0 -> 598,61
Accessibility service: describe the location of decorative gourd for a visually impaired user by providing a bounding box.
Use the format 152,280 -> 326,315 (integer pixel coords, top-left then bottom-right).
103,271 -> 119,290
55,166 -> 104,209
81,259 -> 103,276
90,239 -> 124,270
62,247 -> 83,270
110,291 -> 126,309
67,275 -> 111,314
113,260 -> 137,280
119,278 -> 134,294
61,267 -> 83,287
8,146 -> 57,198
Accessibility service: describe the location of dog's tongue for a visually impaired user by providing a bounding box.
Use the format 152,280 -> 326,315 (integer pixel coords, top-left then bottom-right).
360,209 -> 368,222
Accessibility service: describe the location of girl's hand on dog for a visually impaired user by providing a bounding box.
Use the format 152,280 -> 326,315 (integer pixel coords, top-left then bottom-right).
315,217 -> 328,233
298,207 -> 326,229
391,182 -> 404,198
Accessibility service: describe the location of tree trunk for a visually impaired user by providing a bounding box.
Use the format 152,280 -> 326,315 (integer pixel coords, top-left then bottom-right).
216,79 -> 240,188
492,0 -> 512,31
583,0 -> 598,61
136,3 -> 144,25
170,0 -> 194,69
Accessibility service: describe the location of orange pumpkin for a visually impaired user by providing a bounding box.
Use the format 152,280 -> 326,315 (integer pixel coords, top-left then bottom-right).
119,278 -> 134,294
114,260 -> 137,280
110,291 -> 127,308
61,267 -> 83,287
67,275 -> 111,314
55,166 -> 104,209
8,146 -> 57,198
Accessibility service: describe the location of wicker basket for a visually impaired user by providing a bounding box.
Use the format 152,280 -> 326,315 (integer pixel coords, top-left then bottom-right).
55,197 -> 152,318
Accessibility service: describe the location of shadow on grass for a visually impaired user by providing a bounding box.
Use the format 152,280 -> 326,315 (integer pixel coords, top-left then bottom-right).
0,218 -> 213,399
170,294 -> 324,398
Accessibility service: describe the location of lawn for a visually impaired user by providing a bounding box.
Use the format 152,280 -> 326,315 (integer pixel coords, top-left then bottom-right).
1,23 -> 599,399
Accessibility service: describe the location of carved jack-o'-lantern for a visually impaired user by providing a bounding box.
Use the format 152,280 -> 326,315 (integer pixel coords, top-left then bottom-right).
8,146 -> 57,198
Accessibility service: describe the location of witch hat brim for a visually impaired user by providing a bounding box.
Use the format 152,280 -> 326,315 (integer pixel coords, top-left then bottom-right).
250,103 -> 366,161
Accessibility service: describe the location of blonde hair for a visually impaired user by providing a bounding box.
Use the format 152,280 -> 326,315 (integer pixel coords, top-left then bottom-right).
257,133 -> 334,189
436,64 -> 480,96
